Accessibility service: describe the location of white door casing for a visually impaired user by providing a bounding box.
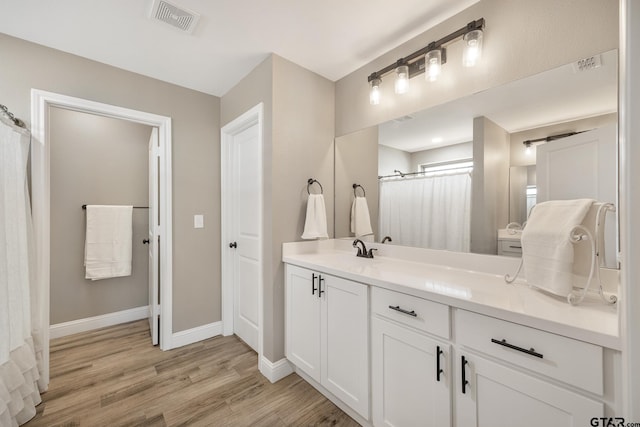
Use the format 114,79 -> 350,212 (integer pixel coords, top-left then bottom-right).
221,103 -> 264,355
31,90 -> 174,387
148,128 -> 160,346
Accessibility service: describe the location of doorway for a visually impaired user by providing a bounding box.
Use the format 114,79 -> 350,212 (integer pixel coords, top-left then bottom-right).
221,103 -> 264,357
31,89 -> 173,387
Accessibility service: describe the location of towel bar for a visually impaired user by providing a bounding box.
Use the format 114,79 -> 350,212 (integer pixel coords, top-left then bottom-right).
306,178 -> 323,194
353,183 -> 366,197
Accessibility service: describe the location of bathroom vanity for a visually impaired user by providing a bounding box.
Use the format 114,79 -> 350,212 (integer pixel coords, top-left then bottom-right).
283,239 -> 620,427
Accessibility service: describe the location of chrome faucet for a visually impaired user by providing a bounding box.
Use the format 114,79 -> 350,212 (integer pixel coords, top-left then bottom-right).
353,239 -> 377,258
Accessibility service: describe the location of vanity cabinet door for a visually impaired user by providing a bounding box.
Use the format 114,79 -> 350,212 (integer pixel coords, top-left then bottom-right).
371,317 -> 451,427
285,264 -> 370,419
321,275 -> 369,418
455,352 -> 603,427
285,264 -> 321,382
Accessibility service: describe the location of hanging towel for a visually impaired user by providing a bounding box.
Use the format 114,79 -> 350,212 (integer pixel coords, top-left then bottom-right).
84,205 -> 133,280
520,199 -> 594,297
301,194 -> 329,239
350,196 -> 373,237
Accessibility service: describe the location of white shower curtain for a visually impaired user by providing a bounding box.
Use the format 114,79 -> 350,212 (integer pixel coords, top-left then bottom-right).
379,170 -> 471,252
0,114 -> 44,426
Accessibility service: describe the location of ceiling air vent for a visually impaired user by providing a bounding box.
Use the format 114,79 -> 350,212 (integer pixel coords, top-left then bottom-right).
572,55 -> 602,73
150,0 -> 200,34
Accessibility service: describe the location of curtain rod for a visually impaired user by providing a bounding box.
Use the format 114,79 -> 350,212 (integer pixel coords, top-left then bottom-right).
0,103 -> 27,129
82,205 -> 149,209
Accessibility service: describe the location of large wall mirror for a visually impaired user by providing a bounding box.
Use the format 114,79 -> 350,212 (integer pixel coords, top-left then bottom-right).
335,48 -> 618,267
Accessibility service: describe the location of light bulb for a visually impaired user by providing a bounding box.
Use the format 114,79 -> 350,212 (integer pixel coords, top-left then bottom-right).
525,143 -> 532,155
369,78 -> 381,105
394,64 -> 409,94
462,29 -> 483,67
425,49 -> 442,82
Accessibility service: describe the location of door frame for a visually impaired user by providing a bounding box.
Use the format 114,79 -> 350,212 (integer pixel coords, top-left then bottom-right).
221,103 -> 264,359
31,89 -> 174,386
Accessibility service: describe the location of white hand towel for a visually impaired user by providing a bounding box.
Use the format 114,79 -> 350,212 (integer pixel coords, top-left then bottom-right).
84,205 -> 133,280
520,199 -> 594,297
350,196 -> 373,237
301,194 -> 329,239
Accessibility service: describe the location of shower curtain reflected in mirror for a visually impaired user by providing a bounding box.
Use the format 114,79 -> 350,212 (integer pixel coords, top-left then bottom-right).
0,115 -> 43,426
379,171 -> 472,252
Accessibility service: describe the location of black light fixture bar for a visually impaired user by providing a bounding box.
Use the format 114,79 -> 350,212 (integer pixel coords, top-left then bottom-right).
367,18 -> 485,83
522,130 -> 586,147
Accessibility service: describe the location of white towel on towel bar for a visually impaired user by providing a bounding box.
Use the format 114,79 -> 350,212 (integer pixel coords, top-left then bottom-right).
84,205 -> 133,280
350,196 -> 373,237
301,194 -> 329,239
520,199 -> 594,297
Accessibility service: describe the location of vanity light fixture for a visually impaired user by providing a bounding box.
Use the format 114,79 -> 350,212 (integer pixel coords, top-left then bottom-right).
524,140 -> 533,155
522,131 -> 585,154
367,18 -> 485,105
394,61 -> 410,94
462,28 -> 483,67
425,44 -> 443,82
369,75 -> 381,105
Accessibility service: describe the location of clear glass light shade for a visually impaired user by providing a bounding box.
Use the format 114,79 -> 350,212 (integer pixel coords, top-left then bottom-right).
394,65 -> 409,94
462,29 -> 483,67
369,79 -> 381,105
425,49 -> 442,82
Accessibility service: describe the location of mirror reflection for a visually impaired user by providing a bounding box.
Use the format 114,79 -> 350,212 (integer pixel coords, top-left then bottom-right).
335,49 -> 618,266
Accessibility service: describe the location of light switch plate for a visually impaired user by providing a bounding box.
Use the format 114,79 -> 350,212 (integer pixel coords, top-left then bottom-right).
194,214 -> 204,228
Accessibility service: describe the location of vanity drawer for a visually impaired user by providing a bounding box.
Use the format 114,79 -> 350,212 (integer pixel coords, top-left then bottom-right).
498,239 -> 522,255
371,287 -> 450,339
455,309 -> 603,395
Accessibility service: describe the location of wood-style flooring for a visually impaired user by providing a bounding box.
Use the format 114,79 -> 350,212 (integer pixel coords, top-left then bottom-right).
25,320 -> 359,427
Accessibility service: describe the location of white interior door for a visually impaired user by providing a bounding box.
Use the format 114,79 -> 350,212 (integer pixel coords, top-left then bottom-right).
148,128 -> 160,345
536,124 -> 617,266
228,121 -> 261,352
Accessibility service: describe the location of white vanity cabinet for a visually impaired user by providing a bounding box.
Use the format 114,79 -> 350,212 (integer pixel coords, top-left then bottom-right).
285,264 -> 369,419
454,309 -> 604,427
371,288 -> 452,427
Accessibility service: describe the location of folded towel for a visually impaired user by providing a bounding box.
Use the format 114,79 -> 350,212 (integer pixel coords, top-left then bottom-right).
350,196 -> 373,237
301,194 -> 329,239
520,199 -> 594,297
84,205 -> 133,280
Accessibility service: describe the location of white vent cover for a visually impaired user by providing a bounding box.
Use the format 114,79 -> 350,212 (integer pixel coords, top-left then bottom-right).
150,0 -> 200,34
572,55 -> 602,73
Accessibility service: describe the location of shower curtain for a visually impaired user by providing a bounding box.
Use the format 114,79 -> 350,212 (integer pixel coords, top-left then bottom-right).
0,114 -> 43,426
379,170 -> 471,252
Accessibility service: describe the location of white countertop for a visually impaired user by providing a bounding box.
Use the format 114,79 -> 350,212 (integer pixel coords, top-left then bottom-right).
282,239 -> 620,350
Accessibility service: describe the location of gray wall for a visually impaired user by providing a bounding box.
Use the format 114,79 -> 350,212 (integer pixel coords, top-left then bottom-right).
221,54 -> 335,362
410,142 -> 473,172
0,33 -> 221,333
471,116 -> 510,254
378,144 -> 411,177
49,108 -> 150,324
335,0 -> 618,137
335,126 -> 379,240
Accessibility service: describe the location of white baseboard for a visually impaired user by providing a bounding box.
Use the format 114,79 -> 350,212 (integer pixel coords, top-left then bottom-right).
170,321 -> 223,349
259,356 -> 294,383
50,306 -> 149,339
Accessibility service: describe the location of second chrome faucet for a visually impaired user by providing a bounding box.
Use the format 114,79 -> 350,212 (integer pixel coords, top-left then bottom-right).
353,239 -> 377,258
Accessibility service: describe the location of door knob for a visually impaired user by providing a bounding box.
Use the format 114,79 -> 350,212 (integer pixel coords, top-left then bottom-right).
143,239 -> 150,244
229,242 -> 237,249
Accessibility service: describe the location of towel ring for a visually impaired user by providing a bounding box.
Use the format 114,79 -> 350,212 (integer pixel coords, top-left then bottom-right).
353,183 -> 366,197
307,178 -> 323,194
